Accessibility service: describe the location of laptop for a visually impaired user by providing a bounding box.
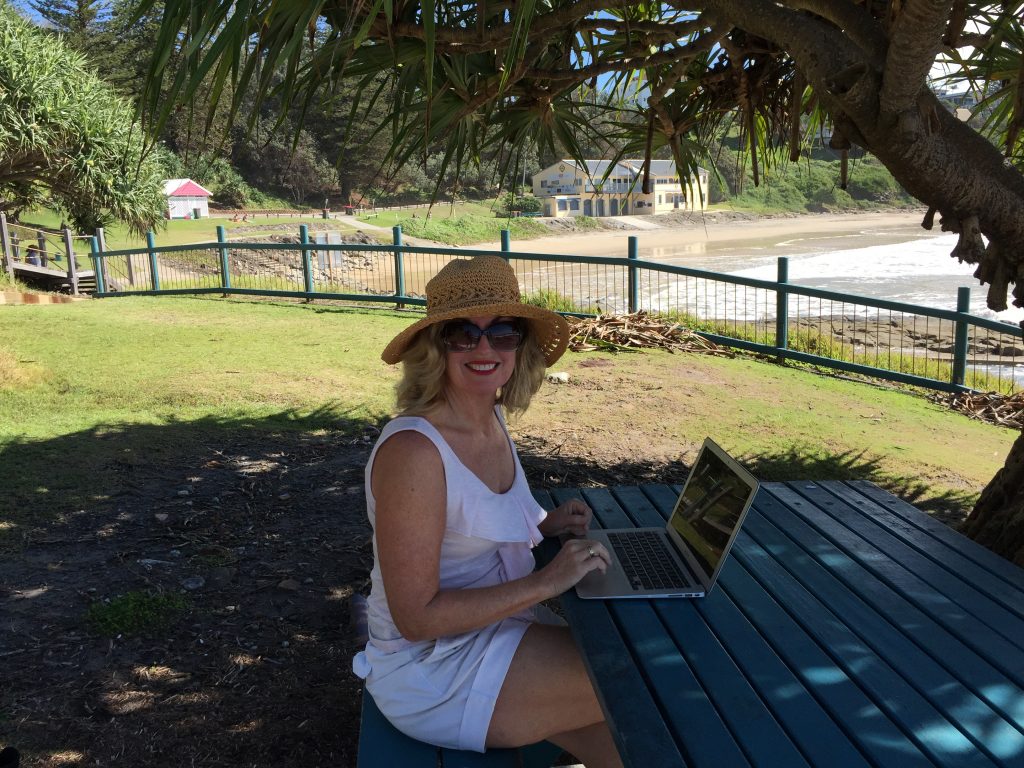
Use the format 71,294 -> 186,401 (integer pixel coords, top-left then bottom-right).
575,438 -> 759,599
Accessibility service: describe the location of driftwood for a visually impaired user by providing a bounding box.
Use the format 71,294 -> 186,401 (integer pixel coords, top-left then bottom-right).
932,391 -> 1024,430
568,312 -> 734,357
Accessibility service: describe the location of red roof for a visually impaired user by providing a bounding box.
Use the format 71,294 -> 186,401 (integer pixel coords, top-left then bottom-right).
167,180 -> 212,197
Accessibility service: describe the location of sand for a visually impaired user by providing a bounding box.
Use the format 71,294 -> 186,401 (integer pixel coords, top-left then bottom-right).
474,209 -> 932,257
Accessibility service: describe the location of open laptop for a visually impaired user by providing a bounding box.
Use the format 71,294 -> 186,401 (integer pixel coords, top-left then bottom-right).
575,438 -> 759,599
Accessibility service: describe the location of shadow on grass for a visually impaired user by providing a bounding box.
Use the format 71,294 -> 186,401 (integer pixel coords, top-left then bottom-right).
517,437 -> 978,528
0,409 -> 980,766
0,407 -> 387,767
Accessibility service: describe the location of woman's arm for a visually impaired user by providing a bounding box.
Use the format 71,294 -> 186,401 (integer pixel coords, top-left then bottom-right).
371,431 -> 608,642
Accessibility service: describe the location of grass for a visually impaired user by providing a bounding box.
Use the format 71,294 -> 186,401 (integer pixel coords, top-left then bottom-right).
355,199 -> 592,245
0,294 -> 1016,546
16,207 -> 370,254
86,591 -> 189,637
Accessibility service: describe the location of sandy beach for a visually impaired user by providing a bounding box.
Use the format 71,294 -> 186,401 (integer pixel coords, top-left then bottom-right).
482,209 -> 932,257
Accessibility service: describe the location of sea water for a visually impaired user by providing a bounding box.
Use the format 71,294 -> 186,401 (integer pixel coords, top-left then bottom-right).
635,220 -> 1023,386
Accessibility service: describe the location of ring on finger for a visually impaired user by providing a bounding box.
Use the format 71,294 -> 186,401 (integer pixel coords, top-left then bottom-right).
587,546 -> 596,558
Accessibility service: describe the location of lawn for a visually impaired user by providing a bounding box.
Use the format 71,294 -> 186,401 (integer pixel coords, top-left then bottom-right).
0,294 -> 1016,540
1,292 -> 1017,767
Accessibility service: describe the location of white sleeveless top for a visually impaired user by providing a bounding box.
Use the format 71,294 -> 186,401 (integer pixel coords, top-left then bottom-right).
352,408 -> 549,752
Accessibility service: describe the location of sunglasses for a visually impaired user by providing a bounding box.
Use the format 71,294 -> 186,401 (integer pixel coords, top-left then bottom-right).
441,320 -> 525,352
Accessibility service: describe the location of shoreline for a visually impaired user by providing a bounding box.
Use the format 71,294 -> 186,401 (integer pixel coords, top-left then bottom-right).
461,208 -> 933,257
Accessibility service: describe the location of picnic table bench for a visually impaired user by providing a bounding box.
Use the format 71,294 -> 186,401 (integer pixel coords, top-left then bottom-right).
533,480 -> 1024,768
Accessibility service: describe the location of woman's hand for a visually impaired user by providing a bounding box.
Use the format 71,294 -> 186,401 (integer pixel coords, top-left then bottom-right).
539,498 -> 592,538
538,537 -> 610,596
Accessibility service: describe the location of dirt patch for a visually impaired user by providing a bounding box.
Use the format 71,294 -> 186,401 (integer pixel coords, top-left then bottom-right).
1,397 -> 690,767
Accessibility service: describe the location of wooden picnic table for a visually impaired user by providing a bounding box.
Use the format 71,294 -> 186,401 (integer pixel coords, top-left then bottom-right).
533,480 -> 1024,768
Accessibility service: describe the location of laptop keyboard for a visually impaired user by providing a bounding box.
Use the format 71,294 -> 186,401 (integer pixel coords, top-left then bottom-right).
607,531 -> 694,591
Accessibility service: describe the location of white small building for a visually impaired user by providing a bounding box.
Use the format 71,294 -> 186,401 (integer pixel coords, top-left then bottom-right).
532,159 -> 708,218
163,179 -> 213,220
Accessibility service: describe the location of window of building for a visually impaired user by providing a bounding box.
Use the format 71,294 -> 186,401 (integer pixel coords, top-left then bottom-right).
569,199 -> 580,210
557,199 -> 568,211
658,195 -> 662,204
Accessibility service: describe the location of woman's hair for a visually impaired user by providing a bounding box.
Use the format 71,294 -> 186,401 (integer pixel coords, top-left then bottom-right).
395,320 -> 549,417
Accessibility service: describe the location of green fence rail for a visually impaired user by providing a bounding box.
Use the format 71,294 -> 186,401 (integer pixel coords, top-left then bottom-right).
90,227 -> 1024,395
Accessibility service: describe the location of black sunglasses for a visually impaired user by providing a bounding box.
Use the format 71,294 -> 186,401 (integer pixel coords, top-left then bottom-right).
441,320 -> 525,352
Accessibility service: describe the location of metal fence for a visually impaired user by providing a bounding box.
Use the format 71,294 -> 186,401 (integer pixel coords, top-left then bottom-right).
89,225 -> 1024,395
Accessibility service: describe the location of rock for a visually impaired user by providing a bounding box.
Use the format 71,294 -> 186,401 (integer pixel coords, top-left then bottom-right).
546,371 -> 570,383
154,513 -> 168,523
176,489 -> 191,498
277,578 -> 301,591
181,576 -> 205,591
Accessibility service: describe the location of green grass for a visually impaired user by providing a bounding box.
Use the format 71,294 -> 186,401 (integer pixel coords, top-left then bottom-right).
657,310 -> 1017,395
17,208 -> 369,253
86,591 -> 189,637
0,295 -> 1016,546
355,200 -> 589,245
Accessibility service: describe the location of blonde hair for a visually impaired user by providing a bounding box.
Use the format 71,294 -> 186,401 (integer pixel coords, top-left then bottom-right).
395,321 -> 549,418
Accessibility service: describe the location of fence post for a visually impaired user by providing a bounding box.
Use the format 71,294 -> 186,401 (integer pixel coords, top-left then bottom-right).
63,227 -> 79,295
36,232 -> 48,267
90,236 -> 106,294
10,230 -> 20,261
628,236 -> 639,314
952,286 -> 970,389
216,225 -> 231,291
775,257 -> 789,361
299,224 -> 313,297
146,231 -> 161,291
393,225 -> 405,308
501,229 -> 511,257
0,214 -> 14,276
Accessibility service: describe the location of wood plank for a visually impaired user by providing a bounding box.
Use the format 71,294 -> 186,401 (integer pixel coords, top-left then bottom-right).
693,579 -> 873,768
717,554 -> 936,768
578,487 -> 635,528
645,598 -> 813,768
742,502 -> 1024,765
561,593 -> 688,767
752,489 -> 1024,736
847,480 -> 1024,591
608,600 -> 753,768
610,485 -> 668,527
638,483 -> 680,521
785,482 -> 1024,654
542,487 -> 688,767
356,688 -> 438,768
765,484 -> 1024,689
823,481 -> 1024,621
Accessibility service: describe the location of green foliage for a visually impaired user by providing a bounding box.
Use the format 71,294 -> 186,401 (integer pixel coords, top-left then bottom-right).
713,143 -> 915,213
499,191 -> 542,214
86,591 -> 188,637
0,3 -> 164,234
523,288 -> 597,314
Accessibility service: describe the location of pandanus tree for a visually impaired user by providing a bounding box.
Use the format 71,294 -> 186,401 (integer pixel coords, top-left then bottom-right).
137,0 -> 1024,565
0,2 -> 165,235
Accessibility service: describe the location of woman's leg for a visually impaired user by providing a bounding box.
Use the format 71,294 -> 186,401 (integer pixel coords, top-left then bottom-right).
486,623 -> 623,768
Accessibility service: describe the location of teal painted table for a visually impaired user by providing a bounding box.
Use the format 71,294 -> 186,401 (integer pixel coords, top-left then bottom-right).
533,481 -> 1024,768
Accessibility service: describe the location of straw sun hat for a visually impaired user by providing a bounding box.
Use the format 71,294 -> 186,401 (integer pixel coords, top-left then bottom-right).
381,255 -> 570,366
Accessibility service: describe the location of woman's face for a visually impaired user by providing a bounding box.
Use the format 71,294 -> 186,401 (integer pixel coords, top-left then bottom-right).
442,315 -> 520,397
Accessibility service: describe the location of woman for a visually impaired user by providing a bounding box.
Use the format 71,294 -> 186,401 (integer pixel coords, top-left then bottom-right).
353,256 -> 622,766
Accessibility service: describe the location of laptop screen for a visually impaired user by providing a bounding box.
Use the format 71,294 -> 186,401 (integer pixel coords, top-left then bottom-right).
667,440 -> 759,584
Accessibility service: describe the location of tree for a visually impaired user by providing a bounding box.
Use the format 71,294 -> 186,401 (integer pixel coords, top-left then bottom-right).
135,0 -> 1024,564
0,1 -> 165,234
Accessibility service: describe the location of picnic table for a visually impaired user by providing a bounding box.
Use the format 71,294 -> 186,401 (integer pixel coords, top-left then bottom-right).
533,480 -> 1024,768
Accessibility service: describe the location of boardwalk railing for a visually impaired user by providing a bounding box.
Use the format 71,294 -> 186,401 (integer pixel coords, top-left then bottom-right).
89,225 -> 1024,395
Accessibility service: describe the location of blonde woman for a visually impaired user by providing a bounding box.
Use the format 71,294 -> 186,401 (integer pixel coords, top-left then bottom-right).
353,256 -> 622,766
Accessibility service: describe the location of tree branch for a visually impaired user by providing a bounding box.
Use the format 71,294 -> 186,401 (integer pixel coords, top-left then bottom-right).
879,0 -> 954,117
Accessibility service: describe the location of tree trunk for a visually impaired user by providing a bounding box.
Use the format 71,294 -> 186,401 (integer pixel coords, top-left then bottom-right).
962,429 -> 1024,567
